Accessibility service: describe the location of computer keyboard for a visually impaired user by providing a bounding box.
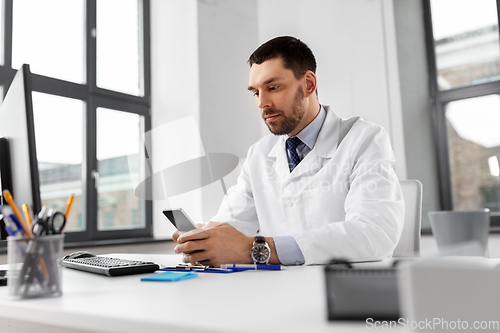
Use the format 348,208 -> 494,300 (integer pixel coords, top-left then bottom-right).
62,256 -> 160,277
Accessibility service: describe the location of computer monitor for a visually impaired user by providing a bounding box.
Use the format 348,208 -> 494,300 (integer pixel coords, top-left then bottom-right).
0,64 -> 42,239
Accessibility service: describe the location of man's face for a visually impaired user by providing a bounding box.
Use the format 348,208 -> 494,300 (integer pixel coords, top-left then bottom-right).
248,57 -> 306,136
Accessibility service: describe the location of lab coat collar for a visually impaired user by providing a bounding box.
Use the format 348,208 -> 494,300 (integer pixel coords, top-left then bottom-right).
267,105 -> 340,179
313,105 -> 339,159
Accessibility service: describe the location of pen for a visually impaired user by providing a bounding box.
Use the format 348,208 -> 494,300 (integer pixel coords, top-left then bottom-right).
64,194 -> 75,222
22,204 -> 32,229
1,206 -> 26,236
161,266 -> 229,271
8,214 -> 26,236
2,190 -> 32,237
220,264 -> 285,271
2,214 -> 23,237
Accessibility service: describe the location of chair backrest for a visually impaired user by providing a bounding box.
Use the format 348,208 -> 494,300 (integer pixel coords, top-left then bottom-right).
393,179 -> 423,257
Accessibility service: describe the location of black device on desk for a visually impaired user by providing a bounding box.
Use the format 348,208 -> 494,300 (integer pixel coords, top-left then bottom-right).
62,252 -> 160,277
0,270 -> 7,286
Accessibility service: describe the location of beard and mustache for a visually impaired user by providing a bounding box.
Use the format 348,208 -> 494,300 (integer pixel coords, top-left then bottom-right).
261,86 -> 306,136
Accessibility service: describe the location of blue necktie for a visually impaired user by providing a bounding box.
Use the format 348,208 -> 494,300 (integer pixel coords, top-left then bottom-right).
286,137 -> 302,172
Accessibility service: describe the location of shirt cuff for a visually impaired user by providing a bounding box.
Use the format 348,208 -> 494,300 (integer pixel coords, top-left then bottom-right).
273,236 -> 305,266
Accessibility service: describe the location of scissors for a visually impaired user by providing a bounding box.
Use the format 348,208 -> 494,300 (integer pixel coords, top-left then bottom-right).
32,206 -> 67,236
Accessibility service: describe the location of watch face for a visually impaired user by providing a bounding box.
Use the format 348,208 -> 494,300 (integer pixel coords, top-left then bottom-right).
251,244 -> 270,263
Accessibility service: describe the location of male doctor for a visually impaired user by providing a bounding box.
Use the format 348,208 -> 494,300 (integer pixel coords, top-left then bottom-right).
173,36 -> 404,266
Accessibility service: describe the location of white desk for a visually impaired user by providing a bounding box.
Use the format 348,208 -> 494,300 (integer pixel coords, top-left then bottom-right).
0,253 -> 401,333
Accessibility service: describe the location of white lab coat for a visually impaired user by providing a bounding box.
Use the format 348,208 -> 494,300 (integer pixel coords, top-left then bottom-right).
212,106 -> 404,265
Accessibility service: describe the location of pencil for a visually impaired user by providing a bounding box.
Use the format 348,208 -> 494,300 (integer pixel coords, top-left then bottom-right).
64,194 -> 75,220
40,257 -> 49,281
2,189 -> 32,237
22,204 -> 33,230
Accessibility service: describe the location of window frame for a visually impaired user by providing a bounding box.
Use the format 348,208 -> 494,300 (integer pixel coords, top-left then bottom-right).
0,0 -> 152,245
423,0 -> 500,229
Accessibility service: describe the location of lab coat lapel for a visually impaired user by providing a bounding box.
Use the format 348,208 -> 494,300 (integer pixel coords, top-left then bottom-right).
268,137 -> 290,182
315,105 -> 340,159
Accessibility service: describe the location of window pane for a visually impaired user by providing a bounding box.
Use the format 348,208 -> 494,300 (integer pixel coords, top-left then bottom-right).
32,93 -> 85,232
96,0 -> 142,96
96,108 -> 145,230
431,0 -> 500,90
445,94 -> 500,214
12,0 -> 85,83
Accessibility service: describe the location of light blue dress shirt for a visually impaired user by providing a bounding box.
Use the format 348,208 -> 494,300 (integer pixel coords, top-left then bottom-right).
274,106 -> 327,265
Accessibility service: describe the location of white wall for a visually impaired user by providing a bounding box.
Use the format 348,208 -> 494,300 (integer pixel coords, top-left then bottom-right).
257,0 -> 407,177
150,0 -> 201,238
150,0 -> 408,238
197,0 -> 261,219
150,0 -> 261,238
393,0 -> 440,229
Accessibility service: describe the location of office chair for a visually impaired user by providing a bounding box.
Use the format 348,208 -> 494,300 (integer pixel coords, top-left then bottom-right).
393,179 -> 423,257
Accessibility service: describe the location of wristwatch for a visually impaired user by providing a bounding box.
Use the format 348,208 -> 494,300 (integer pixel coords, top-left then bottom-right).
251,236 -> 271,264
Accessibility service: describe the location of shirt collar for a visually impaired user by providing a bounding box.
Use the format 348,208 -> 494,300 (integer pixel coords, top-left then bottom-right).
291,105 -> 326,149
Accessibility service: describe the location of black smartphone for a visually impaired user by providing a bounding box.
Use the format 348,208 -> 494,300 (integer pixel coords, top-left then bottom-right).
162,208 -> 198,232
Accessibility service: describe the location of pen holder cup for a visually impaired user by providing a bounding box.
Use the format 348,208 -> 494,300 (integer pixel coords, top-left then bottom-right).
7,234 -> 65,299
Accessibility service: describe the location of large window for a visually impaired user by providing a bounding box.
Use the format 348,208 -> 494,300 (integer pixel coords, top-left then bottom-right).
0,0 -> 152,244
425,0 -> 500,228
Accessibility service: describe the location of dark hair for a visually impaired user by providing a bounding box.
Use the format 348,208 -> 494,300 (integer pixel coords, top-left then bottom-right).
248,36 -> 316,79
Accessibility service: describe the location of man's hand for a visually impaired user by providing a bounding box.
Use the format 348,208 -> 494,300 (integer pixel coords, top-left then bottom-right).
172,222 -> 207,243
173,222 -> 255,267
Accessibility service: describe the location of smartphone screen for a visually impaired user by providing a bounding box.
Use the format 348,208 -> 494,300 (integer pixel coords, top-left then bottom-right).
162,209 -> 198,232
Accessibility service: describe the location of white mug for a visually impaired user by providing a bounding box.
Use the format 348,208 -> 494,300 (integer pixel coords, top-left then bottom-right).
428,209 -> 490,256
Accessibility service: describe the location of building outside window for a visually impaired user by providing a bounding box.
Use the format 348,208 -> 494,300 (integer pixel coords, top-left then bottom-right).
425,0 -> 500,227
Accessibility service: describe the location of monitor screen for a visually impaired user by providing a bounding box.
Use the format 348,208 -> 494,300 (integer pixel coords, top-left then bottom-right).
0,64 -> 42,239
